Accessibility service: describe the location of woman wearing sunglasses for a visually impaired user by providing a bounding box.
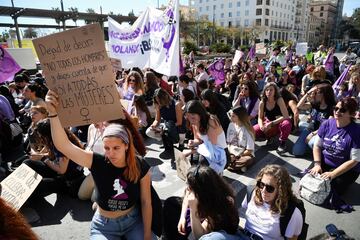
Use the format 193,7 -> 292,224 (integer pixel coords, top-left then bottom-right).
242,164 -> 303,240
310,97 -> 360,195
120,71 -> 144,101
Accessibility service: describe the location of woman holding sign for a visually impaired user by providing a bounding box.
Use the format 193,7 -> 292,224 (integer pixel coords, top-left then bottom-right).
44,90 -> 155,240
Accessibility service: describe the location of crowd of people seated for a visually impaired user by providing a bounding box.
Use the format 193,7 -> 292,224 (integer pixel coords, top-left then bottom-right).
0,44 -> 359,239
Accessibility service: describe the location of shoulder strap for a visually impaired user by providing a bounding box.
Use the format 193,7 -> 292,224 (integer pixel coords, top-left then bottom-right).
280,200 -> 297,237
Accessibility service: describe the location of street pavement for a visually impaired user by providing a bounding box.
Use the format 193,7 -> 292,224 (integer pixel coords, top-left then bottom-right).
28,123 -> 360,239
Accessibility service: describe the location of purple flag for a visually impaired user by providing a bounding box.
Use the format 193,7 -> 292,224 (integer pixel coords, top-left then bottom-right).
208,59 -> 225,86
0,46 -> 22,83
333,64 -> 352,91
323,53 -> 334,73
247,45 -> 256,61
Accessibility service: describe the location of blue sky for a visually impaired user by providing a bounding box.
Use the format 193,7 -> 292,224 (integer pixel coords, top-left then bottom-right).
0,0 -> 359,34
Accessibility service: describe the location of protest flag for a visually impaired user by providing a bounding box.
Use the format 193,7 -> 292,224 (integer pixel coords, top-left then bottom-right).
0,46 -> 22,83
247,45 -> 256,61
333,64 -> 352,92
208,59 -> 225,86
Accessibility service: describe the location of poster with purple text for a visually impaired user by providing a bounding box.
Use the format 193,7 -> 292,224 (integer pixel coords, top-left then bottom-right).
108,0 -> 179,76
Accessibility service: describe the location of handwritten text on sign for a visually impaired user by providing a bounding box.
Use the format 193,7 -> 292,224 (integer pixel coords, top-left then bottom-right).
0,164 -> 42,211
33,24 -> 123,127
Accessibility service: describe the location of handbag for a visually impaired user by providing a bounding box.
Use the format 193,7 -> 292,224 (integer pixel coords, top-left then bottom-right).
299,173 -> 331,205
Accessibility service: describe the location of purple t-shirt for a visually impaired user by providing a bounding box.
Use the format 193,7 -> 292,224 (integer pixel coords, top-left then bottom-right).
317,118 -> 360,172
0,95 -> 15,121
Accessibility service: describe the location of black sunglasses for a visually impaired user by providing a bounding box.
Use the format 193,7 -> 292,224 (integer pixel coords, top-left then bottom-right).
256,180 -> 276,193
334,107 -> 347,113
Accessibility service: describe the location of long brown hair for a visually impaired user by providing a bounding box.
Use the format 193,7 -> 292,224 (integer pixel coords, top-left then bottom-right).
123,127 -> 141,183
124,71 -> 144,94
254,164 -> 299,215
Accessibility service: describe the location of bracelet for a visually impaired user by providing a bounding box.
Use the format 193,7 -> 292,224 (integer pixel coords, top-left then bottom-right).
48,114 -> 58,118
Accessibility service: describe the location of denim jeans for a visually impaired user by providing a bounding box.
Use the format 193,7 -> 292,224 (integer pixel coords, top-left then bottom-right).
90,206 -> 156,240
292,121 -> 317,156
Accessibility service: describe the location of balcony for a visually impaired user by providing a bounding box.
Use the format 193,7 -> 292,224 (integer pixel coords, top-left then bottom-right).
270,24 -> 292,30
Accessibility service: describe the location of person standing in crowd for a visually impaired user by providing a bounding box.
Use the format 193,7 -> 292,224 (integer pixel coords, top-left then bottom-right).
232,80 -> 260,125
163,166 -> 240,240
293,84 -> 336,156
310,97 -> 360,195
227,106 -> 255,173
314,45 -> 327,66
242,164 -> 303,240
44,90 -> 155,240
146,88 -> 183,151
253,82 -> 292,153
120,71 -> 144,101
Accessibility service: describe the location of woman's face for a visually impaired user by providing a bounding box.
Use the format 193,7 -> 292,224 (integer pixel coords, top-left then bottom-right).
103,137 -> 128,167
333,102 -> 352,121
259,174 -> 278,204
128,76 -> 136,87
201,99 -> 210,108
30,110 -> 45,124
186,112 -> 200,125
229,112 -> 240,124
240,85 -> 249,97
265,86 -> 275,99
314,88 -> 323,102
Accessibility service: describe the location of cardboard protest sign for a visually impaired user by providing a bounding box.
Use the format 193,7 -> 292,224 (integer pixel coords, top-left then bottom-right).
108,0 -> 180,76
33,24 -> 124,127
256,43 -> 267,55
0,164 -> 42,210
296,42 -> 308,56
0,46 -> 22,83
232,50 -> 244,66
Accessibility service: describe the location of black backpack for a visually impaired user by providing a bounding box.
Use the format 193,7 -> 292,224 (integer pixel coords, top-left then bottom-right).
246,185 -> 308,240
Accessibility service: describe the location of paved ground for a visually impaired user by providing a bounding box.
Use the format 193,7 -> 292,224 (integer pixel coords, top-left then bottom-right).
27,125 -> 360,239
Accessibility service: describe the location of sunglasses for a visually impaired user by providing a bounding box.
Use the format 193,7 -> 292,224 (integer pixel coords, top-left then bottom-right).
129,78 -> 136,82
334,106 -> 347,113
256,180 -> 276,193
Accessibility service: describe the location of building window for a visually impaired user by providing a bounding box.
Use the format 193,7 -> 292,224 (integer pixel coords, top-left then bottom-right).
199,7 -> 202,12
256,0 -> 263,5
221,13 -> 224,18
228,21 -> 232,27
244,19 -> 249,26
221,22 -> 224,27
206,6 -> 209,11
256,19 -> 261,26
256,9 -> 262,15
266,0 -> 270,5
265,9 -> 270,15
237,1 -> 240,7
221,3 -> 224,9
229,12 -> 232,17
270,31 -> 273,41
199,0 -> 202,3
237,11 -> 240,16
245,0 -> 249,6
310,7 -> 313,12
213,5 -> 216,10
245,10 -> 249,16
280,12 -> 282,17
236,20 -> 240,26
265,19 -> 269,26
320,12 -> 323,17
321,6 -> 324,11
229,2 -> 232,8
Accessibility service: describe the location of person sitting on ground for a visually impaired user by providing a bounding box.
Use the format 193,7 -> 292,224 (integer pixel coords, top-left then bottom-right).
310,97 -> 360,195
232,80 -> 260,125
26,106 -> 48,160
178,74 -> 197,97
44,90 -> 155,239
293,84 -> 336,156
146,88 -> 183,152
226,106 -> 255,173
143,71 -> 159,117
253,82 -> 292,153
306,66 -> 331,91
242,164 -> 304,240
131,94 -> 152,132
280,88 -> 299,130
200,89 -> 230,133
163,165 -> 240,240
19,83 -> 47,115
120,71 -> 144,100
24,118 -> 85,199
195,63 -> 209,82
183,100 -> 228,173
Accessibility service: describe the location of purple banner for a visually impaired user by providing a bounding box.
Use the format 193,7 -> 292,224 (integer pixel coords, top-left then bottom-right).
333,64 -> 352,91
208,59 -> 225,86
247,45 -> 256,61
0,46 -> 21,83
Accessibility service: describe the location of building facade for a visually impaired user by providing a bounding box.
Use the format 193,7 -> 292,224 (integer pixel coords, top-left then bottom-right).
295,0 -> 310,42
188,0 -> 297,43
307,13 -> 325,47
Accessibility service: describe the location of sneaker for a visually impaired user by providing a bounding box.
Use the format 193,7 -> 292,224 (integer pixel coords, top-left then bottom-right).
277,141 -> 287,153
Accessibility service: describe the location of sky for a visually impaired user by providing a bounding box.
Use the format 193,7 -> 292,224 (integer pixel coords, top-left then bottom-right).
0,0 -> 359,35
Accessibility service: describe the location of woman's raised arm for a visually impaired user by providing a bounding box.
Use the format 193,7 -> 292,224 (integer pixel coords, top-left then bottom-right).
46,90 -> 93,169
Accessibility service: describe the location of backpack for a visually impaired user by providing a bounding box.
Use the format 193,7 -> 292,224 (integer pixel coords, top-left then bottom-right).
246,185 -> 308,240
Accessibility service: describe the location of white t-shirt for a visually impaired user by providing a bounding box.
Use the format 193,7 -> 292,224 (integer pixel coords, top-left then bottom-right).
241,195 -> 303,240
86,124 -> 105,154
226,123 -> 255,156
196,71 -> 209,82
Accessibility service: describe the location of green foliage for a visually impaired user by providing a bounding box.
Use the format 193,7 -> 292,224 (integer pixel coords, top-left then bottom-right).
183,41 -> 198,55
210,42 -> 231,53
